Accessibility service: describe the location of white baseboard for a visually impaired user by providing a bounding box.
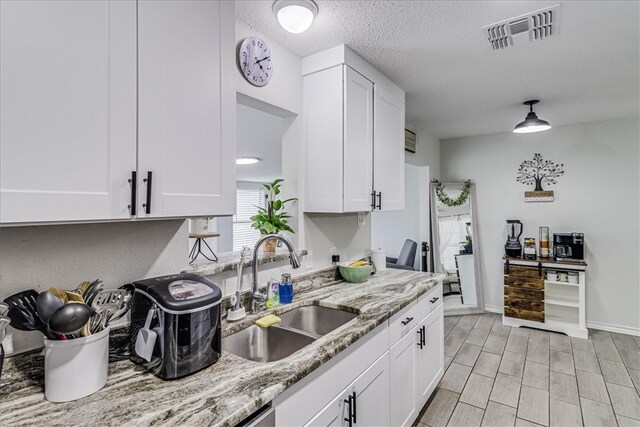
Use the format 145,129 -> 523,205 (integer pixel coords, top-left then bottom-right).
483,304 -> 503,314
586,321 -> 640,337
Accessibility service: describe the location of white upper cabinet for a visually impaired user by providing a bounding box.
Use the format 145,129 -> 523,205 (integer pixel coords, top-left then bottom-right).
303,65 -> 373,213
137,0 -> 235,218
303,45 -> 405,213
0,0 -> 235,225
0,0 -> 137,224
374,86 -> 405,211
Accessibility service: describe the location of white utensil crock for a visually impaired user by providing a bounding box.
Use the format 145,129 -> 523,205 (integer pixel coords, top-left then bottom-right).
44,326 -> 110,402
371,249 -> 386,272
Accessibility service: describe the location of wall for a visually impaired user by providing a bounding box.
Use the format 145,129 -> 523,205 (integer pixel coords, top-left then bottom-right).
405,122 -> 440,179
441,118 -> 640,333
0,220 -> 188,353
371,164 -> 426,269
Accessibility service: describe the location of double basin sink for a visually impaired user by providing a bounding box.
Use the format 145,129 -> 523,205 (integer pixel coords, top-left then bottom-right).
223,305 -> 358,363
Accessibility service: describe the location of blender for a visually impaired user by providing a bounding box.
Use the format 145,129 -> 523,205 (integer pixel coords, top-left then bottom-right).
505,220 -> 523,257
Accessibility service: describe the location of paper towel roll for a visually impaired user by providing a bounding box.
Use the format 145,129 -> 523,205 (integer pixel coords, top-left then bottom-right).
371,249 -> 386,271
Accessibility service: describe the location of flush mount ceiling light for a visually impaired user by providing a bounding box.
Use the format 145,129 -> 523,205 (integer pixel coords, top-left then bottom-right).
513,100 -> 552,134
272,0 -> 318,34
236,157 -> 261,165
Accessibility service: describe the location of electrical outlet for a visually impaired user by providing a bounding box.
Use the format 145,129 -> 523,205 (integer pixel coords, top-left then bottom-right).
305,251 -> 313,269
358,212 -> 366,226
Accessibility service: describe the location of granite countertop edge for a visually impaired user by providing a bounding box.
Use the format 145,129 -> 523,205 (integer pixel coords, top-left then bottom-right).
0,269 -> 444,427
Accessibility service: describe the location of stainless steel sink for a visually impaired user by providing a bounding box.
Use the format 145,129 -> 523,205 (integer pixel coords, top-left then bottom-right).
223,325 -> 316,363
278,305 -> 358,337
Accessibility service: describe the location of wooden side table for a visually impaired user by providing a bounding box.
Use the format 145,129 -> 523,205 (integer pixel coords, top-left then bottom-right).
189,232 -> 220,264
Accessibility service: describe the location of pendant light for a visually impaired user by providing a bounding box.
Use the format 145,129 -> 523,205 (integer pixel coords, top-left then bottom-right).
513,100 -> 552,134
273,0 -> 318,34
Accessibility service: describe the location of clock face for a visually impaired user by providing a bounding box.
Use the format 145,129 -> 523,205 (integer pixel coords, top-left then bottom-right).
239,37 -> 272,87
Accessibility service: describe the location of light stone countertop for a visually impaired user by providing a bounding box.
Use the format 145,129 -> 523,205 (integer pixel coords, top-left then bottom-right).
0,268 -> 444,427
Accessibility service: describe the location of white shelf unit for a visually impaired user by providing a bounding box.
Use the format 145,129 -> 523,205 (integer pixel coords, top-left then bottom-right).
503,259 -> 587,339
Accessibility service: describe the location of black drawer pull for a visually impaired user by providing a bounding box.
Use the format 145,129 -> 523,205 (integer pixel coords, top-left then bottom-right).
417,327 -> 424,349
128,171 -> 137,216
352,391 -> 357,424
344,394 -> 353,427
376,191 -> 382,210
430,297 -> 439,303
401,316 -> 414,326
371,191 -> 376,211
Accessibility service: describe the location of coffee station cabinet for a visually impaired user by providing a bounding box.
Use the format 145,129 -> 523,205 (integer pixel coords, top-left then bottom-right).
503,257 -> 587,338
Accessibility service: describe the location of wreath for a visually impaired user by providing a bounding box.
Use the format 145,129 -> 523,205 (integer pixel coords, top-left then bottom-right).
432,179 -> 472,207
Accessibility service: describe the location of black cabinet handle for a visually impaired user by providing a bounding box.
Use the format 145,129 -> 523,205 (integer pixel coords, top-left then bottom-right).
401,316 -> 414,326
142,171 -> 152,214
352,391 -> 357,424
421,325 -> 426,346
417,327 -> 424,349
344,394 -> 353,427
430,297 -> 439,304
128,171 -> 137,216
371,191 -> 376,211
376,192 -> 382,210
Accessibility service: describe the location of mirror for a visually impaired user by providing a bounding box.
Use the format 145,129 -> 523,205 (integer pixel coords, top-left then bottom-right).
209,103 -> 285,256
430,182 -> 484,315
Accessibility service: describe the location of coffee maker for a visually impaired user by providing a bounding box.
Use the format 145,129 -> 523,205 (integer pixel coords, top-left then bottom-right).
505,220 -> 523,258
554,233 -> 585,262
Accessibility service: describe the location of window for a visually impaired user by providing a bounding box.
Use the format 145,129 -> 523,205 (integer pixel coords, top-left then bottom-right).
438,214 -> 471,273
232,187 -> 267,251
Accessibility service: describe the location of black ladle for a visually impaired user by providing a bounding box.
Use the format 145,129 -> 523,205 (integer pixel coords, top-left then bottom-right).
48,303 -> 92,336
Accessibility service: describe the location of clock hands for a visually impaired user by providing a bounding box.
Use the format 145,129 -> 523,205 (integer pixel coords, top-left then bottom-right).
255,56 -> 270,65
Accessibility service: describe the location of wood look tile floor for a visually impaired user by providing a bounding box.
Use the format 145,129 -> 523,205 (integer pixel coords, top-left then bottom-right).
415,314 -> 640,427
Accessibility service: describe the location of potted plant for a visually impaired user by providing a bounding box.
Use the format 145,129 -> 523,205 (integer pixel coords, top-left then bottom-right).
250,179 -> 296,253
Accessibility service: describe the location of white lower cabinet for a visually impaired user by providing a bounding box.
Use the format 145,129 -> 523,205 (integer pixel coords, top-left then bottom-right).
416,304 -> 445,409
306,352 -> 390,427
274,284 -> 443,427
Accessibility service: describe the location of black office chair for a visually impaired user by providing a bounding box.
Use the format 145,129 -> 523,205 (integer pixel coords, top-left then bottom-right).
386,239 -> 418,271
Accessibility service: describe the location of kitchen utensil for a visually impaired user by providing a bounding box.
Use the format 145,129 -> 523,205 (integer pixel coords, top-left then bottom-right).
0,302 -> 9,317
65,291 -> 85,304
48,287 -> 68,304
48,303 -> 91,336
83,280 -> 104,308
74,281 -> 92,296
505,220 -> 523,257
0,316 -> 10,344
228,246 -> 250,322
134,305 -> 157,362
3,290 -> 56,339
104,290 -> 132,327
90,289 -> 130,332
36,291 -> 64,325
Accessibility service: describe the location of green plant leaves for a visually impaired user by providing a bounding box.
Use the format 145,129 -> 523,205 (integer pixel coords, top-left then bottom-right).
250,178 -> 297,235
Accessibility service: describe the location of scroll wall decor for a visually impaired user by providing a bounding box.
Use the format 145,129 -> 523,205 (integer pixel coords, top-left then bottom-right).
516,153 -> 565,202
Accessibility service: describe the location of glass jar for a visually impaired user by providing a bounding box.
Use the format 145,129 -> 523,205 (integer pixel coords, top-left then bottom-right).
523,238 -> 537,260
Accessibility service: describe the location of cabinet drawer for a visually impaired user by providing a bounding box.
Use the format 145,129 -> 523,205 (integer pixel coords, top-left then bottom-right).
504,307 -> 544,323
417,283 -> 443,320
388,300 -> 418,346
504,286 -> 544,300
504,276 -> 544,290
504,296 -> 544,312
504,265 -> 542,278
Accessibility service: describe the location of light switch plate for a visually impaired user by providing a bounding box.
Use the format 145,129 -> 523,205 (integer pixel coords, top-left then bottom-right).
358,212 -> 366,226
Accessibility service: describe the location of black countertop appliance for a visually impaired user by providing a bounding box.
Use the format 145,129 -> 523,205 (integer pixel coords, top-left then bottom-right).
505,220 -> 523,257
129,273 -> 222,379
554,233 -> 584,262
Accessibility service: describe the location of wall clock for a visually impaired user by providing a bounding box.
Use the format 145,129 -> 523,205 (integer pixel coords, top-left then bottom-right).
239,37 -> 272,87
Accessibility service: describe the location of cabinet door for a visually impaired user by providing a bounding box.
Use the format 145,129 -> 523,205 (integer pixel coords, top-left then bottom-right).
304,387 -> 352,427
389,327 -> 417,426
352,351 -> 390,427
137,0 -> 235,218
343,66 -> 373,212
416,304 -> 444,409
373,87 -> 405,211
0,0 -> 136,224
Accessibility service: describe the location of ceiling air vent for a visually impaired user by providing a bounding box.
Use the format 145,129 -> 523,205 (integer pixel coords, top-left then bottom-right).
481,5 -> 560,50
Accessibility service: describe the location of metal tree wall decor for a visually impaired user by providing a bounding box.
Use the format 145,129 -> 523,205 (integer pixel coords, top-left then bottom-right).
517,153 -> 564,202
517,153 -> 564,191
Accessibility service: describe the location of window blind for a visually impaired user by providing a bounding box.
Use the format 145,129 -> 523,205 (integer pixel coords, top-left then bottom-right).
233,188 -> 267,251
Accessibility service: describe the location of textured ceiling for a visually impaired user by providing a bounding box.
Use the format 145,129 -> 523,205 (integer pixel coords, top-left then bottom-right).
236,1 -> 640,139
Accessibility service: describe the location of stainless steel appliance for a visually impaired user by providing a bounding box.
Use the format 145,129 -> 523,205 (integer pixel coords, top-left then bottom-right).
505,220 -> 523,258
129,273 -> 222,379
554,233 -> 585,262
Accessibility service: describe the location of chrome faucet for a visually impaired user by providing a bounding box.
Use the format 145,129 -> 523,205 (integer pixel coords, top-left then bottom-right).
251,234 -> 301,313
